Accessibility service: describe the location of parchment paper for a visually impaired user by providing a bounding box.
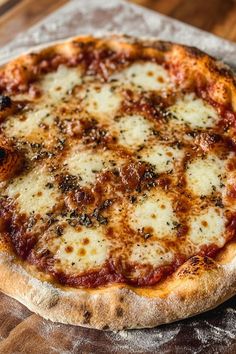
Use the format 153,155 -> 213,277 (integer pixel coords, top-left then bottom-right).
0,1 -> 235,353
0,0 -> 236,66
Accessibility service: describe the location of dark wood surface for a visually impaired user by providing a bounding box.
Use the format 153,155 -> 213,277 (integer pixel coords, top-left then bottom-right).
0,0 -> 236,46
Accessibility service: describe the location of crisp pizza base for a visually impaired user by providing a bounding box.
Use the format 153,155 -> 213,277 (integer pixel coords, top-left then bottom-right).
0,35 -> 236,330
0,243 -> 236,330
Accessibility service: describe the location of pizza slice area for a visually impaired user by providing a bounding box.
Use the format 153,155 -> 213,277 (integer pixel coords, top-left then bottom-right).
0,37 -> 236,289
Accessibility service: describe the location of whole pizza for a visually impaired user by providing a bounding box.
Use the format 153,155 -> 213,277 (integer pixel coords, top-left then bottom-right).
0,35 -> 236,330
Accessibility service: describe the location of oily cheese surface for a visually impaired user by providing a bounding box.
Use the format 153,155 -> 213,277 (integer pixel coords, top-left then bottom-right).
0,38 -> 236,290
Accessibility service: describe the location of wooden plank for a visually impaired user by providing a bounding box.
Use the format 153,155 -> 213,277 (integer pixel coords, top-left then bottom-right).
166,0 -> 235,32
130,0 -> 183,14
0,0 -> 21,16
0,0 -> 68,46
213,5 -> 236,42
129,0 -> 236,42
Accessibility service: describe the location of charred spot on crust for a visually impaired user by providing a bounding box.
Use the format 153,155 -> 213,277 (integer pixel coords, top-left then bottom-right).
150,40 -> 172,53
189,256 -> 215,270
214,62 -> 234,79
177,256 -> 216,278
185,46 -> 206,59
116,307 -> 124,317
178,294 -> 187,302
83,310 -> 92,324
102,325 -> 110,330
0,95 -> 12,111
47,293 -> 59,308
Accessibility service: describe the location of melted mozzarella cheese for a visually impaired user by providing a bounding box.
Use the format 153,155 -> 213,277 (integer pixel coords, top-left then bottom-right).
169,94 -> 219,128
130,192 -> 177,239
140,143 -> 183,173
131,242 -> 174,266
6,167 -> 59,215
4,107 -> 53,138
41,65 -> 81,102
186,155 -> 225,196
115,115 -> 152,148
113,62 -> 171,91
64,149 -> 108,186
54,226 -> 109,272
1,54 -> 231,285
189,207 -> 225,247
85,84 -> 121,116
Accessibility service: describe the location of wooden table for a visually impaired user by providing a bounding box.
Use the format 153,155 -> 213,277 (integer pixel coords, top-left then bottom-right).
0,0 -> 236,47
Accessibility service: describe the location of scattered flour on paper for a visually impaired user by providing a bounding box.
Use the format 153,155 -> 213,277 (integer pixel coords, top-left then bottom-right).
101,304 -> 236,354
107,326 -> 181,353
193,307 -> 236,348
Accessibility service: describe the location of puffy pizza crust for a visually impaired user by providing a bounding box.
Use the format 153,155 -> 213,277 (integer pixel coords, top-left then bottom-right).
0,35 -> 236,330
0,244 -> 236,330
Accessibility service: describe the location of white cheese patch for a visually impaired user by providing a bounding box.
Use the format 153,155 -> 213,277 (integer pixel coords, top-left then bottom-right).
85,84 -> 121,116
168,94 -> 219,128
140,143 -> 183,173
113,62 -> 171,91
189,207 -> 225,247
131,242 -> 174,266
64,149 -> 108,186
115,115 -> 152,148
186,155 -> 225,196
130,192 -> 177,239
4,107 -> 53,138
6,167 -> 59,215
54,226 -> 109,272
41,65 -> 81,102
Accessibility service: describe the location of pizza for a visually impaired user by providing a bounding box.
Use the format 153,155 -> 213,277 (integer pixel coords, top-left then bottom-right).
0,35 -> 236,330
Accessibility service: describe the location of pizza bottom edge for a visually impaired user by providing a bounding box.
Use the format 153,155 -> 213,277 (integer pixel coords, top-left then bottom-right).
0,252 -> 235,330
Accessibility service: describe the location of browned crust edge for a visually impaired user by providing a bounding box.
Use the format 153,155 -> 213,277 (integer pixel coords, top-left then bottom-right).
0,250 -> 236,330
0,35 -> 236,330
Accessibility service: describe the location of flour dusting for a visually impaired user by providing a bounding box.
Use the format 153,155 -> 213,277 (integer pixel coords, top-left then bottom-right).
107,326 -> 181,353
97,299 -> 235,353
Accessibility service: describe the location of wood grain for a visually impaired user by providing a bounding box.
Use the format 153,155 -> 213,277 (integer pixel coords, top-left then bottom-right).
0,0 -> 67,46
132,0 -> 236,42
0,0 -> 236,46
